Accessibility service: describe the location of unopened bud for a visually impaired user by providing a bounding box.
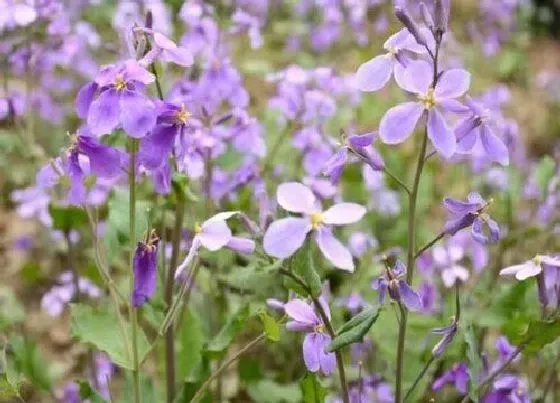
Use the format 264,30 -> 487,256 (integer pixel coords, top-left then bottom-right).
420,3 -> 434,31
145,10 -> 153,29
434,0 -> 450,34
395,7 -> 427,47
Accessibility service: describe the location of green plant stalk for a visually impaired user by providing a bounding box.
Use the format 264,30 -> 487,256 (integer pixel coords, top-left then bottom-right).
128,138 -> 141,403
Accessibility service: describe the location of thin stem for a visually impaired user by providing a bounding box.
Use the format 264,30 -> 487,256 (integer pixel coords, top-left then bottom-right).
395,303 -> 408,403
151,63 -> 164,100
414,232 -> 445,260
540,350 -> 560,402
190,333 -> 266,403
384,167 -> 411,195
404,356 -> 435,402
128,138 -> 141,403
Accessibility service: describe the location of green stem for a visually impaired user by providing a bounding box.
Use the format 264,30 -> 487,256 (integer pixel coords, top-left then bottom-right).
128,138 -> 141,403
384,167 -> 411,195
404,356 -> 435,402
414,232 -> 445,260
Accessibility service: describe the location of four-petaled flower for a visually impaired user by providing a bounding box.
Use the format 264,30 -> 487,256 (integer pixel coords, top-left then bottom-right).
284,298 -> 336,376
379,59 -> 471,158
132,230 -> 159,307
499,254 -> 560,281
372,260 -> 422,311
443,192 -> 500,244
263,182 -> 366,271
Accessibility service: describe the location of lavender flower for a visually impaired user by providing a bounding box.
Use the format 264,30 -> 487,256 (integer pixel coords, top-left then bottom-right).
443,192 -> 500,244
356,28 -> 426,92
263,182 -> 366,271
432,245 -> 470,287
76,60 -> 156,138
482,375 -> 530,403
379,59 -> 471,158
372,260 -> 422,311
499,254 -> 560,281
70,134 -> 124,179
139,29 -> 193,67
41,271 -> 101,317
284,298 -> 336,376
348,231 -> 378,258
132,230 -> 159,308
432,362 -> 470,395
431,318 -> 458,357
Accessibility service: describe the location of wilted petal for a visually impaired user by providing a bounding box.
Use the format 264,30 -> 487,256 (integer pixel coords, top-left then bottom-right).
119,91 -> 156,138
322,203 -> 366,225
480,125 -> 509,166
75,82 -> 98,119
132,241 -> 158,307
315,227 -> 354,271
303,333 -> 321,372
379,102 -> 424,144
198,219 -> 232,251
276,182 -> 317,214
355,54 -> 394,92
435,69 -> 471,100
284,299 -> 319,325
398,280 -> 422,311
87,89 -> 120,137
263,217 -> 311,258
427,108 -> 455,158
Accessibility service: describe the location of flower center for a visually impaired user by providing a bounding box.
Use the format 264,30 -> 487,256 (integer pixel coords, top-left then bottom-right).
194,223 -> 202,234
115,75 -> 127,91
533,255 -> 542,266
176,104 -> 190,125
418,88 -> 436,109
310,212 -> 323,229
314,323 -> 325,333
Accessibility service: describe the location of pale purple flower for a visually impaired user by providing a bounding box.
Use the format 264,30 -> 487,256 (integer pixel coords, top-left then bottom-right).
372,260 -> 422,311
443,192 -> 500,244
432,362 -> 470,395
284,297 -> 336,376
432,245 -> 470,287
499,255 -> 560,281
175,211 -> 255,279
139,30 -> 193,67
0,1 -> 37,32
41,271 -> 101,317
379,59 -> 471,158
263,182 -> 366,271
455,96 -> 509,166
356,28 -> 426,92
348,231 -> 378,258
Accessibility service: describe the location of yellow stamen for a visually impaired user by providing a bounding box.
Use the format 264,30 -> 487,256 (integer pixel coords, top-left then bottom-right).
310,212 -> 323,229
115,75 -> 127,91
176,104 -> 190,125
194,223 -> 202,234
418,87 -> 436,109
314,324 -> 325,333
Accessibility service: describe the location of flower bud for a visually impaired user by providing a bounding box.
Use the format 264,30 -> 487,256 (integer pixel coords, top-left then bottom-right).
434,0 -> 450,34
420,3 -> 434,31
395,7 -> 427,47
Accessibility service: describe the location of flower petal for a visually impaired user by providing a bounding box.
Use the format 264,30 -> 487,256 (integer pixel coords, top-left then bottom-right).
75,82 -> 98,119
435,69 -> 471,99
499,263 -> 528,277
317,333 -> 336,376
398,280 -> 422,311
87,88 -> 120,137
322,203 -> 366,225
314,227 -> 354,271
379,102 -> 424,145
263,217 -> 311,259
516,262 -> 542,280
284,299 -> 318,325
198,220 -> 232,251
119,90 -> 156,138
138,124 -> 177,170
480,125 -> 509,166
397,59 -> 433,94
303,333 -> 321,372
355,54 -> 394,92
276,182 -> 317,214
427,108 -> 455,158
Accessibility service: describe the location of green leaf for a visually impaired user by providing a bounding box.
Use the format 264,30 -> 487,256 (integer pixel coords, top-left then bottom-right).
0,343 -> 22,401
464,324 -> 482,403
247,380 -> 302,403
69,303 -> 149,370
300,372 -> 325,403
0,287 -> 24,330
10,336 -> 53,392
290,241 -> 322,298
205,305 -> 250,358
327,307 -> 380,352
49,204 -> 89,231
535,156 -> 556,197
177,308 -> 205,380
509,319 -> 560,354
259,311 -> 280,342
79,381 -> 107,403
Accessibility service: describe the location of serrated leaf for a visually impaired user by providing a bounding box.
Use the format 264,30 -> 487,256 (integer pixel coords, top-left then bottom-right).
69,304 -> 149,370
205,305 -> 250,358
327,307 -> 380,352
290,241 -> 321,298
300,372 -> 325,403
259,311 -> 280,342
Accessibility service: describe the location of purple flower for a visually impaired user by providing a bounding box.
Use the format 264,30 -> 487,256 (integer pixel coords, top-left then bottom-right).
323,132 -> 384,184
432,362 -> 470,395
284,298 -> 336,376
41,272 -> 102,317
379,59 -> 471,158
372,260 -> 422,311
132,230 -> 159,308
431,318 -> 458,357
432,245 -> 470,287
61,382 -> 80,403
348,231 -> 378,258
443,192 -> 500,244
70,135 -> 124,179
499,255 -> 560,281
139,30 -> 194,67
175,211 -> 255,279
76,60 -> 156,138
455,96 -> 509,166
482,375 -> 530,403
263,182 -> 366,271
356,28 -> 426,92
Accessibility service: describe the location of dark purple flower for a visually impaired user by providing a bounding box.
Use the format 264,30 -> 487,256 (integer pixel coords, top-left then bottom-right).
132,230 -> 159,308
372,260 -> 422,311
482,375 -> 530,403
443,192 -> 500,244
432,362 -> 470,395
71,135 -> 123,179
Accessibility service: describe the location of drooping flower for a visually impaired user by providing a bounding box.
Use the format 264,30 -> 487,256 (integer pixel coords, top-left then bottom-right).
499,255 -> 560,281
356,28 -> 426,92
372,260 -> 422,311
379,59 -> 471,158
432,362 -> 470,395
132,230 -> 159,308
431,318 -> 458,357
76,60 -> 156,138
263,182 -> 366,271
70,134 -> 124,179
284,297 -> 336,376
454,96 -> 509,166
174,211 -> 255,279
443,192 -> 500,244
